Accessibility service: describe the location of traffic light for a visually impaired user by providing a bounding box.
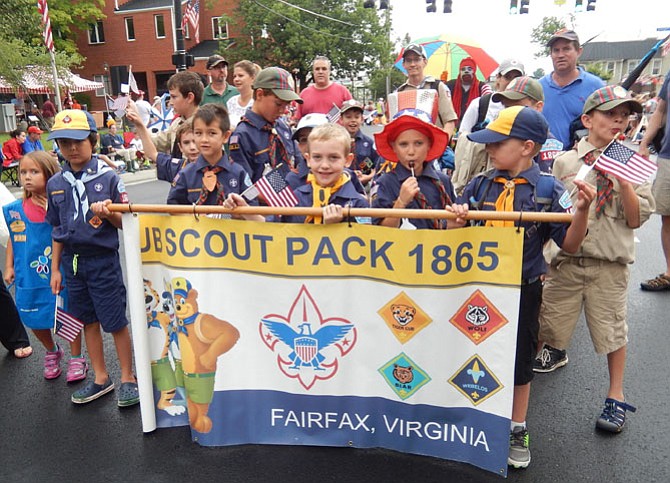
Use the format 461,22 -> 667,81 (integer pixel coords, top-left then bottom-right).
519,0 -> 530,14
586,0 -> 596,11
379,0 -> 389,8
426,0 -> 437,13
443,0 -> 453,13
363,0 -> 375,8
509,0 -> 518,14
575,0 -> 583,11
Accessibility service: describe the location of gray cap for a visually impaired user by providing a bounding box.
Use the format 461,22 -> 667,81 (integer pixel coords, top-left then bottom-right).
498,58 -> 525,76
403,43 -> 427,59
547,29 -> 580,47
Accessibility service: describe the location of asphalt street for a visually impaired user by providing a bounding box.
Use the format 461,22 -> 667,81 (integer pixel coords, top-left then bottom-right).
1,172 -> 669,482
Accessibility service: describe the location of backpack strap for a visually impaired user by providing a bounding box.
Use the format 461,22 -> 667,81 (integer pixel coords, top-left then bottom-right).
477,93 -> 492,126
468,168 -> 496,211
535,173 -> 556,212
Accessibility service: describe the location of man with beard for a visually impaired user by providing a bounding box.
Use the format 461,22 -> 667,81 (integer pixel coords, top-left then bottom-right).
296,56 -> 352,120
446,57 -> 492,129
201,55 -> 239,106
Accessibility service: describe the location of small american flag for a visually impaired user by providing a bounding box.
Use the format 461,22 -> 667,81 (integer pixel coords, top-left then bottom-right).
183,0 -> 200,44
662,37 -> 670,57
326,104 -> 341,123
55,305 -> 84,343
243,166 -> 298,207
37,0 -> 54,53
596,140 -> 657,184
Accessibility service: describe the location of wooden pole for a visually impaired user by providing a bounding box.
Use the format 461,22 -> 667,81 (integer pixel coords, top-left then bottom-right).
107,203 -> 573,223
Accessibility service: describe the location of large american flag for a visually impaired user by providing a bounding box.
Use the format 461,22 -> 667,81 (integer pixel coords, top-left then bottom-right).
55,306 -> 84,343
37,0 -> 54,53
597,140 -> 657,184
183,0 -> 200,44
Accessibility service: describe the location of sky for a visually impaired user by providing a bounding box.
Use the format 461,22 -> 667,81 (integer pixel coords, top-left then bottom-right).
390,0 -> 668,74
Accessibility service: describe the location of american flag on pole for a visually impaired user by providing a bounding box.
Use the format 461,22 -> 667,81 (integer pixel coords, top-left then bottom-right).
37,0 -> 54,53
242,166 -> 298,207
596,140 -> 657,184
325,104 -> 341,123
54,302 -> 84,343
183,0 -> 200,44
662,37 -> 670,57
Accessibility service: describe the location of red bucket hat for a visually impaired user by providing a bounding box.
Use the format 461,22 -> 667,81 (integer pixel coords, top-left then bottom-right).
374,110 -> 448,163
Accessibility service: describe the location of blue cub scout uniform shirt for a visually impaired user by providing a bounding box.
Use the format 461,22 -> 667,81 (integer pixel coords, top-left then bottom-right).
46,156 -> 127,255
229,110 -> 305,183
352,130 -> 382,175
371,162 -> 456,230
167,153 -> 253,205
458,163 -> 572,281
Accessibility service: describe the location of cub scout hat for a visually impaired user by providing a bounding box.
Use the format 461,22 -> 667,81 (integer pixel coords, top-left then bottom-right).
582,85 -> 643,115
253,67 -> 303,103
206,54 -> 228,69
402,43 -> 427,59
547,29 -> 580,47
47,109 -> 97,141
374,110 -> 447,163
340,99 -> 364,115
468,106 -> 548,145
498,58 -> 525,77
493,76 -> 544,103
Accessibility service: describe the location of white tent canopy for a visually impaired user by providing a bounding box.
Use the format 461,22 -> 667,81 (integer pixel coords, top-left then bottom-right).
0,68 -> 103,95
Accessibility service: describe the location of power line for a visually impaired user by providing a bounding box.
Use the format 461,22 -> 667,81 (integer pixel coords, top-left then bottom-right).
274,0 -> 356,27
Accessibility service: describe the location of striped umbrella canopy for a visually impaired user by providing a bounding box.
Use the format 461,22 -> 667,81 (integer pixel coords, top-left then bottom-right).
0,69 -> 103,94
394,34 -> 499,81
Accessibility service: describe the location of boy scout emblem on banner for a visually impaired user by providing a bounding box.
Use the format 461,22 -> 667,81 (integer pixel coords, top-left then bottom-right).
378,352 -> 431,400
449,289 -> 508,344
378,292 -> 432,344
260,285 -> 357,390
449,355 -> 503,406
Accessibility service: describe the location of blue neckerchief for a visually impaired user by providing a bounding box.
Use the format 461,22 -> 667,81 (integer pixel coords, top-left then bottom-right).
147,311 -> 161,329
177,312 -> 199,335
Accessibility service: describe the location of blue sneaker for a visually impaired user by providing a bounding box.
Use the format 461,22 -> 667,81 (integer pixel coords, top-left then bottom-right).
71,378 -> 114,404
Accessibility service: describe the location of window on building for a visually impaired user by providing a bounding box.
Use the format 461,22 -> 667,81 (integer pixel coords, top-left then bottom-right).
125,17 -> 135,41
605,61 -> 615,76
94,74 -> 111,98
212,17 -> 229,40
626,59 -> 639,76
88,21 -> 105,44
155,14 -> 166,39
651,58 -> 662,76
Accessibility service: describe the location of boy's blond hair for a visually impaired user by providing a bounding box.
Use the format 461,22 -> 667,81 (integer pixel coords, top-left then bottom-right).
308,123 -> 351,156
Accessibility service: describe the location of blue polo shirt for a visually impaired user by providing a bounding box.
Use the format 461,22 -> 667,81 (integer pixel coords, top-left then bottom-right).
277,177 -> 369,224
352,130 -> 381,175
540,67 -> 604,148
371,161 -> 456,230
22,138 -> 44,154
229,110 -> 304,183
658,75 -> 670,158
167,153 -> 253,205
458,163 -> 571,281
46,156 -> 128,255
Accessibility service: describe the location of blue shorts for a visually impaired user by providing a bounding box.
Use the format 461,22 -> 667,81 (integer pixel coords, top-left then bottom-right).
62,251 -> 128,333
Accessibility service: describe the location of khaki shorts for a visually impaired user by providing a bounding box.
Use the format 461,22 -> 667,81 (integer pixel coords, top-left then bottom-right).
539,258 -> 629,354
653,156 -> 670,215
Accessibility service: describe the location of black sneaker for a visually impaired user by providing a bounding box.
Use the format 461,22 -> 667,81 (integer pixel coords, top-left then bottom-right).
533,344 -> 568,373
508,426 -> 531,469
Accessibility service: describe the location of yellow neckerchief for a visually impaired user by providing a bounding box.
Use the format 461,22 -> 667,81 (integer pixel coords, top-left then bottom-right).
305,172 -> 350,224
485,177 -> 529,228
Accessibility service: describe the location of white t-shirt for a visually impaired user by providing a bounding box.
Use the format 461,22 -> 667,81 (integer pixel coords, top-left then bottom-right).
226,95 -> 254,129
135,99 -> 153,126
459,96 -> 504,135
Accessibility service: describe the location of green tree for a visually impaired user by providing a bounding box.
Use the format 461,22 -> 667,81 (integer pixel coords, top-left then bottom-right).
0,0 -> 104,89
532,68 -> 545,79
530,16 -> 566,59
227,0 -> 390,90
584,63 -> 611,82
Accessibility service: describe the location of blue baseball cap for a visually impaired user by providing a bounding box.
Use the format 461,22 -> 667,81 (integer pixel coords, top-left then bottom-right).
467,106 -> 548,145
47,110 -> 98,141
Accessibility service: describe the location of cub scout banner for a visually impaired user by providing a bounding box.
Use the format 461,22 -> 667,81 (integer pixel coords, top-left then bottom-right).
123,214 -> 523,476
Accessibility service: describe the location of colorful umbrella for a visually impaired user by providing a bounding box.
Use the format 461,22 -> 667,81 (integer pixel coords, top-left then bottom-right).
394,34 -> 499,82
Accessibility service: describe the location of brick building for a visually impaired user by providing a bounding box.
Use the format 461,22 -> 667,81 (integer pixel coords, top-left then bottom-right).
75,0 -> 240,111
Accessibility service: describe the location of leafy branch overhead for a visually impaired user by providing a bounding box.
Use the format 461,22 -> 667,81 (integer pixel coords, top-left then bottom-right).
530,16 -> 567,59
227,0 -> 392,90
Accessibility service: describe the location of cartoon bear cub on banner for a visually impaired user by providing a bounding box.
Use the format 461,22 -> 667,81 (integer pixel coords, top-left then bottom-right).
171,277 -> 240,434
144,279 -> 186,416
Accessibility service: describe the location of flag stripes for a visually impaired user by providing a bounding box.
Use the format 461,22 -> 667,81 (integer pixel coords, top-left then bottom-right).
597,140 -> 657,184
55,307 -> 84,342
37,0 -> 54,53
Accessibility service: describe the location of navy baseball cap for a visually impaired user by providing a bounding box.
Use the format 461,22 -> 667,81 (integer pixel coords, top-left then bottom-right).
467,106 -> 548,145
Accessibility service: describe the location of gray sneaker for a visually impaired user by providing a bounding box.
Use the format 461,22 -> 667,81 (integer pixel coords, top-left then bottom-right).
508,426 -> 531,469
533,344 -> 568,373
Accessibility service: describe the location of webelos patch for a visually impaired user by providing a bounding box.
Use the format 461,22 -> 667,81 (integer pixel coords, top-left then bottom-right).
378,352 -> 431,400
449,355 -> 503,406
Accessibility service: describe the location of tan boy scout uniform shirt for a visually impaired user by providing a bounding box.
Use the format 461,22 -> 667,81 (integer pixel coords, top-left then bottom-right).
151,114 -> 195,155
550,137 -> 655,265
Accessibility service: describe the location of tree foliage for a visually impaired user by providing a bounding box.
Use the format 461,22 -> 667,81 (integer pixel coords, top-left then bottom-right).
0,0 -> 104,89
585,63 -> 611,82
530,16 -> 566,59
226,0 -> 391,90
